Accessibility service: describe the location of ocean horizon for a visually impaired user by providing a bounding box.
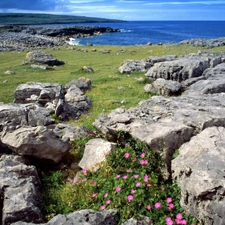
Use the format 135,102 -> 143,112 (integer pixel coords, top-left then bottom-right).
61,20 -> 225,46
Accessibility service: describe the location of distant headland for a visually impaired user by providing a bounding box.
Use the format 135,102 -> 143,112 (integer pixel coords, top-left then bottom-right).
0,13 -> 125,26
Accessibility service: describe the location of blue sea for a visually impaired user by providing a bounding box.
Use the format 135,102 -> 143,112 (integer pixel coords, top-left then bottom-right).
65,21 -> 225,46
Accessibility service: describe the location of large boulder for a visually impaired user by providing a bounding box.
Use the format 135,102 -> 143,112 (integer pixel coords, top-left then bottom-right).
118,60 -> 152,73
65,77 -> 92,92
26,51 -> 65,66
0,155 -> 43,225
0,103 -> 54,130
11,209 -> 118,225
1,126 -> 71,163
145,52 -> 222,82
79,138 -> 116,172
184,63 -> 225,95
172,127 -> 225,225
14,82 -> 65,105
144,78 -> 182,96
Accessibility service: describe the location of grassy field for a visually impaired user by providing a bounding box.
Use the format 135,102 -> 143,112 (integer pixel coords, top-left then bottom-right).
1,44 -> 225,128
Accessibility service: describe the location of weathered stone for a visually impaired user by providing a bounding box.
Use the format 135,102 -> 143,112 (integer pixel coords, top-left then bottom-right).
0,103 -> 54,131
79,138 -> 116,172
65,77 -> 92,92
53,123 -> 92,141
11,209 -> 118,225
14,82 -> 65,105
172,127 -> 225,225
118,60 -> 152,73
31,64 -> 49,70
145,52 -> 222,82
144,78 -> 182,96
82,66 -> 94,73
0,155 -> 43,225
26,51 -> 65,66
4,70 -> 16,75
184,63 -> 225,95
1,126 -> 72,163
122,216 -> 153,225
93,94 -> 225,176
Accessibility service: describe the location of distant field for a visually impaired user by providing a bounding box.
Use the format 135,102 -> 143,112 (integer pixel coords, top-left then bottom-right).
0,13 -> 123,25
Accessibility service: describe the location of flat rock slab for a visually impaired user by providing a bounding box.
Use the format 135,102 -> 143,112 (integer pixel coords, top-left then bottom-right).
93,94 -> 225,176
172,127 -> 225,225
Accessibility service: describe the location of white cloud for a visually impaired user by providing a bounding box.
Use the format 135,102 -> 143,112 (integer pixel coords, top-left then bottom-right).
144,1 -> 225,6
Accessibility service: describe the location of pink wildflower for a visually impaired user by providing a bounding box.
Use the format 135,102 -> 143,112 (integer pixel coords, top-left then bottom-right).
133,174 -> 139,179
144,160 -> 148,164
144,174 -> 148,183
146,205 -> 151,210
123,175 -> 128,179
141,153 -> 145,158
127,195 -> 134,202
168,203 -> 174,211
92,193 -> 97,198
147,184 -> 151,187
77,146 -> 81,149
93,181 -> 97,185
154,202 -> 161,209
166,217 -> 173,225
106,200 -> 111,205
136,182 -> 141,187
116,186 -> 121,192
83,168 -> 87,174
161,186 -> 165,191
100,205 -> 105,210
167,197 -> 173,203
140,160 -> 145,165
104,193 -> 108,198
116,174 -> 121,178
126,169 -> 130,173
176,213 -> 183,220
131,189 -> 136,194
124,152 -> 130,158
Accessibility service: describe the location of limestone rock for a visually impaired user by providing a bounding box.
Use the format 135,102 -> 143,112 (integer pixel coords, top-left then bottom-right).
79,138 -> 116,172
82,66 -> 94,73
172,127 -> 225,225
14,82 -> 65,105
1,126 -> 72,163
65,77 -> 92,92
184,63 -> 225,95
118,60 -> 152,73
0,155 -> 43,225
26,51 -> 65,66
144,78 -> 182,96
11,209 -> 118,225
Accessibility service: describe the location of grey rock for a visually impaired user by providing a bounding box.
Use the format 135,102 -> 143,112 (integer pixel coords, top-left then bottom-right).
4,70 -> 16,75
184,63 -> 225,95
82,66 -> 94,73
118,60 -> 152,73
145,52 -> 222,82
0,103 -> 54,131
31,64 -> 49,70
53,123 -> 92,141
144,78 -> 182,96
65,77 -> 92,92
172,127 -> 225,225
26,51 -> 65,66
122,216 -> 153,225
1,125 -> 72,163
14,82 -> 65,105
11,209 -> 118,225
79,138 -> 116,172
0,155 -> 43,225
93,94 -> 225,176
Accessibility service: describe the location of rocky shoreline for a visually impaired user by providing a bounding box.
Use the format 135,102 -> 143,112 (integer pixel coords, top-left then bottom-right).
0,25 -> 120,51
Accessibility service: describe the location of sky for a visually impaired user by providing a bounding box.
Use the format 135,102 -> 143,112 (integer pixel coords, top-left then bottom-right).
0,0 -> 225,21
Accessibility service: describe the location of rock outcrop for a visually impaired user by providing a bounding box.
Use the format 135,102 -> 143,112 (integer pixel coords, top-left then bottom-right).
0,155 -> 43,225
172,127 -> 225,225
11,209 -> 118,225
78,138 -> 116,172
